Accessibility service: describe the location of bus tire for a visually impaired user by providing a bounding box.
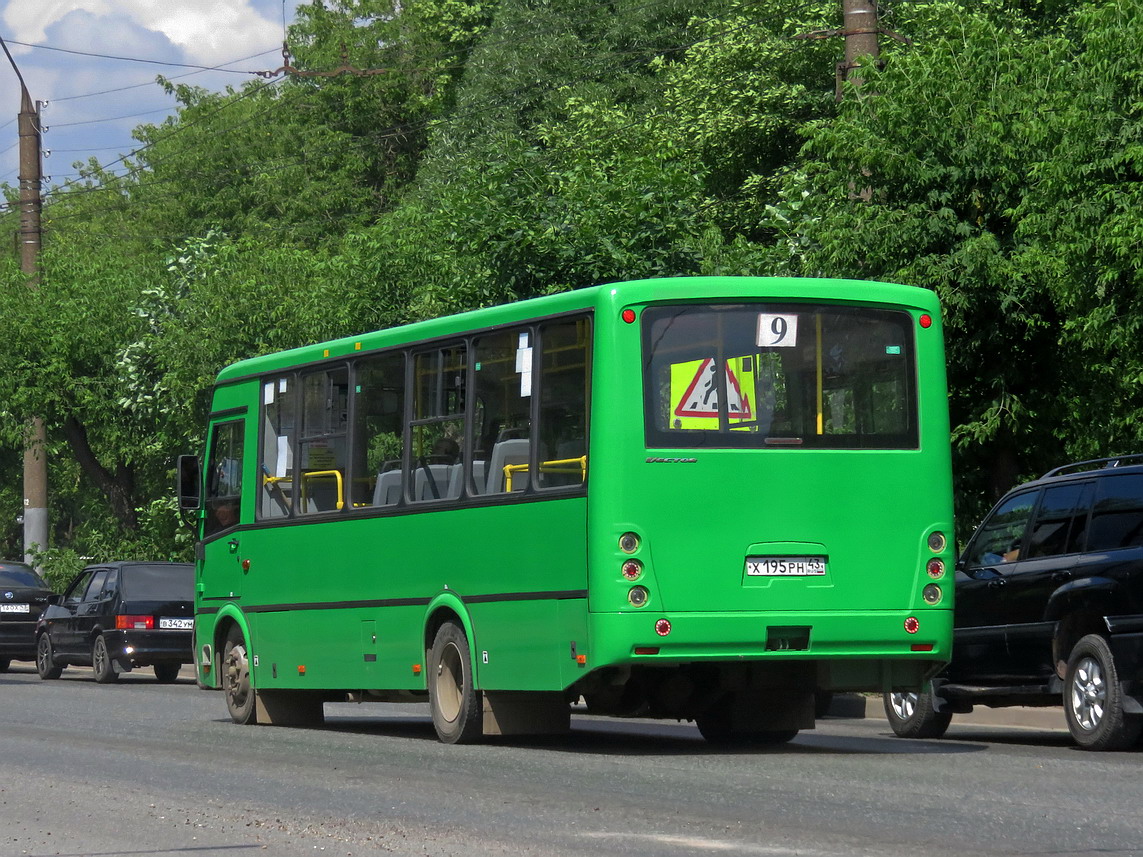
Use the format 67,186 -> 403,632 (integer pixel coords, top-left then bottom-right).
223,627 -> 257,725
695,696 -> 799,746
428,620 -> 483,744
36,634 -> 63,680
92,635 -> 119,684
153,663 -> 181,683
1064,634 -> 1142,751
883,688 -> 951,739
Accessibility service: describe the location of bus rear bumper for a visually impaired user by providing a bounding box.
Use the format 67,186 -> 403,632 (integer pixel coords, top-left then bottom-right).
588,609 -> 952,691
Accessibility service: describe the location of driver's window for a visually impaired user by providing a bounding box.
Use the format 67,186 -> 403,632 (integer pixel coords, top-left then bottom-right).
64,571 -> 92,605
205,419 -> 245,538
963,491 -> 1038,568
82,570 -> 110,603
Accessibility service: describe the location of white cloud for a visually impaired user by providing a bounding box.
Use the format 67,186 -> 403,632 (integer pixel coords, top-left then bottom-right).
3,1 -> 284,66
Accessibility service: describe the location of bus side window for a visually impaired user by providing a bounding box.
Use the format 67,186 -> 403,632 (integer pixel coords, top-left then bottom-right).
411,345 -> 467,502
298,366 -> 349,514
473,330 -> 531,494
352,352 -> 406,508
536,316 -> 590,489
205,419 -> 245,537
260,376 -> 295,519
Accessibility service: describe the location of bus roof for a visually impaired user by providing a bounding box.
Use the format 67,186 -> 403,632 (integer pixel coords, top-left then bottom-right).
215,276 -> 936,384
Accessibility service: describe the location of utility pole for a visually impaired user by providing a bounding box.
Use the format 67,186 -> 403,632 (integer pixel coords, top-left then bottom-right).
838,0 -> 880,99
1,35 -> 49,566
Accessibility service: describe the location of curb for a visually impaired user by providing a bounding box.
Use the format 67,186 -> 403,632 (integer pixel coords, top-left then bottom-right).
829,693 -> 1066,731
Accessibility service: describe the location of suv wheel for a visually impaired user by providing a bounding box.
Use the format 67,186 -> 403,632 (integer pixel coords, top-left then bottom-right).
883,687 -> 952,739
1064,634 -> 1142,750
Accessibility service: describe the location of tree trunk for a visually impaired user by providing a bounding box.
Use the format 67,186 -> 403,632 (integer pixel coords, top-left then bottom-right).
62,417 -> 140,531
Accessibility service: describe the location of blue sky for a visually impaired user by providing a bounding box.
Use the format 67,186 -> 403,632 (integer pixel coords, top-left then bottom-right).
0,1 -> 308,188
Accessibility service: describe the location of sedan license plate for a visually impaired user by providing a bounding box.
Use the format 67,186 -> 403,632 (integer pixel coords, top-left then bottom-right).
745,556 -> 827,577
0,603 -> 30,613
159,617 -> 194,630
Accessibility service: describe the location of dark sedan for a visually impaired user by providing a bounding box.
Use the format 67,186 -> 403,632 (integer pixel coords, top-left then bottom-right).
0,561 -> 54,671
36,561 -> 194,683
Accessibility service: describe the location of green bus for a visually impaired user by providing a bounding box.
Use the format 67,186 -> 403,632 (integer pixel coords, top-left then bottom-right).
179,276 -> 954,744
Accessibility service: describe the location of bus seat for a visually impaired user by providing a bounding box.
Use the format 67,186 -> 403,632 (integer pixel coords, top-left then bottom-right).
373,470 -> 402,506
444,463 -> 464,499
486,439 -> 530,494
471,460 -> 487,495
414,464 -> 451,501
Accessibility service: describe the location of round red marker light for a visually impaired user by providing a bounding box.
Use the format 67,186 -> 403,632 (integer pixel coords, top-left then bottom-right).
919,314 -> 933,329
622,308 -> 637,324
904,616 -> 920,634
655,618 -> 672,636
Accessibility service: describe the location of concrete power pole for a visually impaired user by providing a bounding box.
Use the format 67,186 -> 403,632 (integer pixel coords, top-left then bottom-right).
837,0 -> 880,99
1,36 -> 49,565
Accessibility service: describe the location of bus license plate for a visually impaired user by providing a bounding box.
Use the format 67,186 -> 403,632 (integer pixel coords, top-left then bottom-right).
745,556 -> 827,577
0,603 -> 30,613
159,617 -> 194,630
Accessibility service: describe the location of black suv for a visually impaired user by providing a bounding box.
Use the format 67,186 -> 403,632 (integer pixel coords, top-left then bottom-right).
0,561 -> 53,671
35,561 -> 194,683
885,456 -> 1143,750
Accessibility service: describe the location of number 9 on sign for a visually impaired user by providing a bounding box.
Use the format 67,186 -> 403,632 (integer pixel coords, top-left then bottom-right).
756,313 -> 799,348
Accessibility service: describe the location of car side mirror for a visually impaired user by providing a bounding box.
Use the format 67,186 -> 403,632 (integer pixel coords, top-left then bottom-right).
46,593 -> 61,606
177,454 -> 202,511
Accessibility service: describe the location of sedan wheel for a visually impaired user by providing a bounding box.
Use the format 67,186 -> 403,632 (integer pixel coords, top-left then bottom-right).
92,634 -> 119,683
36,634 -> 63,680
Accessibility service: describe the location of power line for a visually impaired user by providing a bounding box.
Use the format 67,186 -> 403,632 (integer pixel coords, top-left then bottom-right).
51,48 -> 283,103
30,0 -> 831,226
3,38 -> 266,73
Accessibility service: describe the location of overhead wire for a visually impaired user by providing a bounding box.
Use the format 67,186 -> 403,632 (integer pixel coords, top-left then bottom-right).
30,0 -> 837,237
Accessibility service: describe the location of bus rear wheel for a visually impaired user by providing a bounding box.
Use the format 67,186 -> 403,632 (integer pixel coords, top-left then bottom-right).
695,695 -> 799,746
223,627 -> 257,725
428,621 -> 483,744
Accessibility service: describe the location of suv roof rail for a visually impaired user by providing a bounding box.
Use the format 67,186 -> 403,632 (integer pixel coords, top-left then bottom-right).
1042,454 -> 1143,479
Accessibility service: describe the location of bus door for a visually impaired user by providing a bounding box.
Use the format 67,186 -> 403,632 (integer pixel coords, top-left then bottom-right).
200,418 -> 247,603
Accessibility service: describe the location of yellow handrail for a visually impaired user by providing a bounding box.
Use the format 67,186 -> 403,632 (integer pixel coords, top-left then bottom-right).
300,469 -> 345,511
504,456 -> 587,492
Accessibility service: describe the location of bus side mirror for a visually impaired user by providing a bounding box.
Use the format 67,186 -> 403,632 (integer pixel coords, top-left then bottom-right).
177,455 -> 202,511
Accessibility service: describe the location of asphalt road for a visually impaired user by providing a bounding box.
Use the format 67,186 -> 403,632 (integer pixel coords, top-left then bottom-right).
2,662 -> 1141,857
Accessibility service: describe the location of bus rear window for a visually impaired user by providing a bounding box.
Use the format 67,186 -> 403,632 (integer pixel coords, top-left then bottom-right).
642,303 -> 918,449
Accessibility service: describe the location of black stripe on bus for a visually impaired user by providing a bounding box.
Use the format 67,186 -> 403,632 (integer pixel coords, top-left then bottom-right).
200,590 -> 589,616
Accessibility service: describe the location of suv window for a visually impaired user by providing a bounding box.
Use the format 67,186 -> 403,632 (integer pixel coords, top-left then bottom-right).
1025,482 -> 1093,559
1088,474 -> 1143,551
962,491 -> 1037,567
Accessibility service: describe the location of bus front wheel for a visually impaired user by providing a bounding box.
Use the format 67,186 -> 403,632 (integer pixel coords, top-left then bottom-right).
428,621 -> 483,744
223,627 -> 257,725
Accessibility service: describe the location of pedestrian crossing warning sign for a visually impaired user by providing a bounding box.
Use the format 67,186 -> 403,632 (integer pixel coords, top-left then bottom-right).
671,358 -> 753,427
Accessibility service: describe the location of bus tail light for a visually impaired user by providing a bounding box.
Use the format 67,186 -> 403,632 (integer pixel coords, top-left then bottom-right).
655,618 -> 671,636
116,615 -> 154,630
621,560 -> 643,581
926,558 -> 945,579
904,617 -> 919,634
927,531 -> 947,552
628,586 -> 649,607
922,584 -> 942,605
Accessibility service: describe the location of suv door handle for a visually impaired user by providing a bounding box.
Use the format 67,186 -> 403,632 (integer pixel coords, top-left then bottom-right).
987,579 -> 1007,590
1051,571 -> 1072,583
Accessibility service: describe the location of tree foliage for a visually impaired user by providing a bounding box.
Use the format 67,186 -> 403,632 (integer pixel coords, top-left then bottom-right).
3,0 -> 1143,568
